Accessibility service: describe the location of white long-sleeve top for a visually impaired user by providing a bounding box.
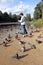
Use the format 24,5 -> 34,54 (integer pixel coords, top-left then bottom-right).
19,16 -> 26,25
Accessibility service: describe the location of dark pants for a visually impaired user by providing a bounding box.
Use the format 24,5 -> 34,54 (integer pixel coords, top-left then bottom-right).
21,25 -> 27,34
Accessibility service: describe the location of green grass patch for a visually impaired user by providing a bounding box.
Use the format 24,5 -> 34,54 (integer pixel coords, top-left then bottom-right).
26,19 -> 43,27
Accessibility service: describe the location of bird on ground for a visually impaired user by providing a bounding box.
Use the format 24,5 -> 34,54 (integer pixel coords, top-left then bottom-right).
3,41 -> 8,47
19,41 -> 25,44
28,32 -> 33,37
36,39 -> 42,44
35,29 -> 40,32
8,34 -> 12,39
20,46 -> 25,52
38,34 -> 42,38
28,43 -> 36,49
15,34 -> 18,39
12,52 -> 19,59
5,38 -> 11,42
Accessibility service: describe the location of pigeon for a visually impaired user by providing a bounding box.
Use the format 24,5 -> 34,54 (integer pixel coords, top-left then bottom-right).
12,52 -> 19,59
15,32 -> 19,34
35,29 -> 40,32
32,44 -> 36,49
28,32 -> 33,37
3,41 -> 8,47
36,39 -> 42,44
8,34 -> 12,39
15,34 -> 20,41
15,52 -> 19,59
20,46 -> 25,52
23,35 -> 26,37
5,38 -> 11,42
28,43 -> 36,49
30,32 -> 32,36
30,24 -> 35,29
19,41 -> 25,44
31,31 -> 34,33
38,34 -> 42,38
15,34 -> 18,39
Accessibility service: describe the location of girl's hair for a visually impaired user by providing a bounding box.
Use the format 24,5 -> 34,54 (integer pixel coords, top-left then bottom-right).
20,13 -> 23,16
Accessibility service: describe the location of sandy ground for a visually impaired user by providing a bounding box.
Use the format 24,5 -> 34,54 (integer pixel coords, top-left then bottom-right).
0,27 -> 43,65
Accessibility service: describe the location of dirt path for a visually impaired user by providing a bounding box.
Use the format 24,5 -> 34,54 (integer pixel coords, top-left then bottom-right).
0,27 -> 43,65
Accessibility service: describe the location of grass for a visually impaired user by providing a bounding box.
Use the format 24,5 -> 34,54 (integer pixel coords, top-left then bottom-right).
26,19 -> 43,27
